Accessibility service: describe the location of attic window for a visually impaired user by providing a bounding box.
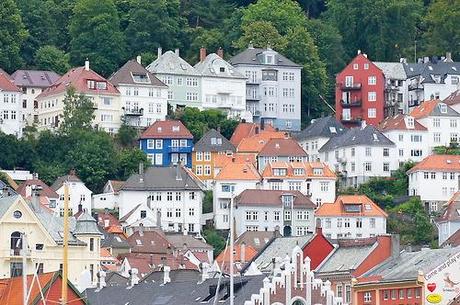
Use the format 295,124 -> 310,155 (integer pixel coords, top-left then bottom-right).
373,134 -> 379,141
407,117 -> 414,128
439,104 -> 447,113
313,168 -> 323,175
96,81 -> 107,90
157,127 -> 162,132
254,238 -> 260,246
344,204 -> 362,213
135,239 -> 142,245
365,204 -> 372,210
294,168 -> 305,176
211,137 -> 217,145
329,127 -> 337,134
172,126 -> 180,132
132,73 -> 150,84
220,67 -> 225,72
265,55 -> 274,64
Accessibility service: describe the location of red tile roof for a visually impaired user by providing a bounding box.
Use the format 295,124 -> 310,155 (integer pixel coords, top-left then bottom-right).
140,120 -> 193,139
127,229 -> 171,254
410,99 -> 441,119
213,153 -> 256,169
437,192 -> 460,222
0,70 -> 21,92
442,228 -> 460,247
378,114 -> 427,131
444,89 -> 460,106
237,131 -> 287,153
262,161 -> 336,179
315,195 -> 388,217
216,244 -> 257,264
215,162 -> 261,181
258,138 -> 307,156
235,189 -> 316,209
98,212 -> 121,229
407,155 -> 460,173
230,122 -> 278,146
16,179 -> 59,200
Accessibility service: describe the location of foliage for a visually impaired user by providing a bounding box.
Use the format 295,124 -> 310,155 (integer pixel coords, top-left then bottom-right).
203,228 -> 226,257
182,0 -> 236,29
433,145 -> 460,155
59,87 -> 96,134
202,190 -> 213,214
116,148 -> 148,181
34,45 -> 70,75
235,21 -> 287,51
116,124 -> 138,147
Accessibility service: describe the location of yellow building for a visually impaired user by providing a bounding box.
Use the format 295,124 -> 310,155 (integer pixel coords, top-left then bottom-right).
0,195 -> 101,291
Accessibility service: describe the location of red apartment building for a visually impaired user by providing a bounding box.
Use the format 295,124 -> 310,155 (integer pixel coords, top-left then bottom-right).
336,53 -> 385,127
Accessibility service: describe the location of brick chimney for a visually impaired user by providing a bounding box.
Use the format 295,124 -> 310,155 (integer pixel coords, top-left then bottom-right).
200,47 -> 207,62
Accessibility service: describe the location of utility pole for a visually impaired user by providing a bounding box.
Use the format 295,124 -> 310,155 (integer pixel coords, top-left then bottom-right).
22,233 -> 28,305
229,189 -> 235,305
61,183 -> 69,305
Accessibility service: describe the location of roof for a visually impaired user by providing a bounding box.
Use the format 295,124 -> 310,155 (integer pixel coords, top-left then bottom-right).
374,62 -> 407,80
98,212 -> 121,228
36,66 -> 119,99
294,116 -> 347,141
0,70 -> 21,92
141,269 -> 201,283
0,195 -> 20,220
258,138 -> 307,157
315,195 -> 388,217
237,131 -> 287,153
262,161 -> 336,179
120,252 -> 198,274
140,120 -> 193,139
444,89 -> 460,106
16,179 -> 59,199
235,231 -> 279,251
194,53 -> 246,79
126,229 -> 171,254
213,153 -> 256,169
230,122 -> 278,146
101,229 -> 130,249
229,47 -> 302,68
11,69 -> 60,88
378,114 -> 428,132
121,165 -> 204,191
442,228 -> 460,247
214,162 -> 261,181
437,192 -> 460,223
403,61 -> 460,82
319,125 -> 394,152
74,212 -> 103,236
410,100 -> 460,119
165,234 -> 213,250
216,244 -> 258,263
108,180 -> 125,193
235,189 -> 316,209
193,129 -> 235,152
50,173 -> 84,191
146,50 -> 201,76
407,155 -> 460,173
109,59 -> 167,87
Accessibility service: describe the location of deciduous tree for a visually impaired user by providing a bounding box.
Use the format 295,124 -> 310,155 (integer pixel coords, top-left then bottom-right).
34,46 -> 70,74
59,87 -> 96,134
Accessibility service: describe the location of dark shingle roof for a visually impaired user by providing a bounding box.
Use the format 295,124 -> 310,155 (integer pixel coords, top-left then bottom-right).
193,129 -> 235,152
235,189 -> 316,209
109,59 -> 167,87
11,70 -> 60,88
403,62 -> 460,83
50,173 -> 83,191
294,116 -> 347,141
101,229 -> 131,249
229,47 -> 301,68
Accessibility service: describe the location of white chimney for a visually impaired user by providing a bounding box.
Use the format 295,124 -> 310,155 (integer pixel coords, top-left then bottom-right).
240,242 -> 246,263
128,268 -> 139,287
84,60 -> 90,71
136,55 -> 142,65
157,47 -> 162,59
175,48 -> 180,56
357,50 -> 361,55
97,270 -> 106,290
163,266 -> 171,284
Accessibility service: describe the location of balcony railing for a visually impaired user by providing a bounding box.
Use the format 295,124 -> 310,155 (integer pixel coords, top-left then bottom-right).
408,83 -> 423,91
340,100 -> 362,107
247,95 -> 261,101
124,108 -> 143,116
340,83 -> 362,90
340,115 -> 362,124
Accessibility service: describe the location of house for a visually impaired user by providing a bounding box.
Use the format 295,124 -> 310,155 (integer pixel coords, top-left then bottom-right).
146,48 -> 202,110
410,99 -> 460,149
407,155 -> 460,212
234,230 -> 280,252
353,247 -> 460,305
215,244 -> 258,275
0,195 -> 101,290
257,137 -> 308,171
35,61 -> 121,133
192,128 -> 235,187
194,49 -> 249,119
236,129 -> 288,160
374,61 -> 408,114
109,58 -> 168,128
213,162 -> 261,230
229,121 -> 280,147
16,177 -> 59,210
295,116 -> 347,162
119,201 -> 159,236
139,120 -> 193,167
0,180 -> 16,198
51,171 -> 92,215
92,180 -> 124,210
436,192 -> 460,246
229,45 -> 302,131
319,125 -> 397,188
441,228 -> 460,247
443,89 -> 460,113
378,114 -> 428,164
0,69 -> 22,137
234,189 -> 316,237
10,69 -> 60,127
118,164 -> 204,234
100,230 -> 130,258
261,161 -> 336,207
315,195 -> 388,239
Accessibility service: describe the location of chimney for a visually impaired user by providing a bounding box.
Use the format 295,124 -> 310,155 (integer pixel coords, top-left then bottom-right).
84,59 -> 90,71
175,162 -> 182,180
217,48 -> 224,59
240,242 -> 246,263
200,47 -> 207,62
128,268 -> 139,287
157,47 -> 162,59
363,53 -> 368,58
32,186 -> 42,212
136,55 -> 142,65
446,52 -> 453,62
424,56 -> 429,63
78,203 -> 83,213
175,48 -> 180,56
25,185 -> 32,198
357,50 -> 361,55
97,271 -> 107,290
391,234 -> 400,258
163,266 -> 171,284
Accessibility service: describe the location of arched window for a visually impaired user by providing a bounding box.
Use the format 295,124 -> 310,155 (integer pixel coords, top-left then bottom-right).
10,232 -> 22,255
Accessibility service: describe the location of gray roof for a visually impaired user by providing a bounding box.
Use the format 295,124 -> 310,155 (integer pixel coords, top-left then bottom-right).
228,47 -> 302,68
194,53 -> 246,79
294,116 -> 347,141
374,62 -> 407,80
73,212 -> 103,236
101,229 -> 131,249
316,244 -> 376,274
109,59 -> 167,87
0,195 -> 19,219
104,272 -> 130,287
165,234 -> 213,250
319,125 -> 394,152
429,102 -> 460,117
193,129 -> 235,153
121,166 -> 204,191
403,62 -> 460,83
140,269 -> 201,283
146,51 -> 201,76
11,70 -> 60,88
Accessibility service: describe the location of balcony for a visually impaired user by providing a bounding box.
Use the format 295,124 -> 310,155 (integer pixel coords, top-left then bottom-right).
252,110 -> 261,116
246,79 -> 260,85
340,100 -> 362,107
385,84 -> 398,91
340,83 -> 362,91
123,108 -> 143,116
340,115 -> 362,124
408,83 -> 423,91
247,95 -> 261,101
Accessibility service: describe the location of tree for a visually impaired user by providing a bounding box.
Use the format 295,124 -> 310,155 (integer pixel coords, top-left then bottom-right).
47,0 -> 76,51
34,46 -> 70,74
0,0 -> 28,72
181,0 -> 236,29
234,21 -> 287,51
115,148 -> 148,180
203,228 -> 226,257
59,87 -> 96,134
69,0 -> 126,76
116,123 -> 138,147
202,190 -> 213,213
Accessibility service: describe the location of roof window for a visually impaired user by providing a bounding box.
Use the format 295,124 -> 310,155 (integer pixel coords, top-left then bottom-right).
439,103 -> 448,113
132,72 -> 150,84
172,126 -> 180,132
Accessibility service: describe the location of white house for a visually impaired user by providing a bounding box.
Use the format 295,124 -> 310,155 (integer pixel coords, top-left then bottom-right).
119,201 -> 158,236
261,161 -> 336,207
374,62 -> 409,115
0,70 -> 22,137
92,180 -> 124,211
213,162 -> 261,230
109,58 -> 168,128
315,195 -> 388,239
118,165 -> 204,234
234,189 -> 316,237
256,137 -> 308,171
51,171 -> 92,215
378,114 -> 429,165
435,192 -> 460,246
407,154 -> 460,212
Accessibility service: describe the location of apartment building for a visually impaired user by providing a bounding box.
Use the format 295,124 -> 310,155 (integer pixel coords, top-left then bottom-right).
0,69 -> 22,137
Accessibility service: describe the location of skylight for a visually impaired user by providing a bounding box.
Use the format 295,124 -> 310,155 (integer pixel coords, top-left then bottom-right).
329,127 -> 337,134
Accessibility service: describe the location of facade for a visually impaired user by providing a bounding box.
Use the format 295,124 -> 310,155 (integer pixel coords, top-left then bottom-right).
119,201 -> 158,235
443,89 -> 460,113
16,177 -> 59,211
109,58 -> 168,128
92,180 -> 124,210
0,70 -> 22,137
51,172 -> 92,215
118,165 -> 204,234
436,192 -> 460,246
234,189 -> 316,237
261,161 -> 336,207
35,61 -> 122,133
257,137 -> 308,171
374,62 -> 408,114
229,45 -> 302,131
10,69 -> 60,127
407,155 -> 460,212
315,195 -> 388,239
139,120 -> 193,167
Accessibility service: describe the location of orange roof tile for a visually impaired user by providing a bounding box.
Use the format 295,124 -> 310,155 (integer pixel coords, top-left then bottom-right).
230,122 -> 278,146
410,99 -> 440,119
237,131 -> 287,153
437,192 -> 460,222
213,153 -> 256,168
215,162 -> 261,181
100,247 -> 116,260
407,155 -> 460,173
258,138 -> 307,156
0,70 -> 21,92
315,195 -> 388,217
216,244 -> 257,263
262,161 -> 336,179
140,120 -> 193,139
378,114 -> 427,131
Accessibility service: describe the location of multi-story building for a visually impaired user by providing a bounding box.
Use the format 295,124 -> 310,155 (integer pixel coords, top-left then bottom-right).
373,62 -> 408,115
0,69 -> 22,137
407,154 -> 460,212
436,192 -> 460,246
261,161 -> 336,207
109,58 -> 168,128
213,162 -> 261,230
10,69 -> 60,127
234,189 -> 316,237
315,195 -> 388,239
92,180 -> 124,211
36,61 -> 122,133
378,114 -> 428,165
118,165 -> 204,234
51,171 -> 92,215
257,138 -> 308,171
139,120 -> 193,167
319,125 -> 397,188
443,89 -> 460,113
192,128 -> 235,187
295,116 -> 347,162
229,45 -> 302,131
146,48 -> 202,110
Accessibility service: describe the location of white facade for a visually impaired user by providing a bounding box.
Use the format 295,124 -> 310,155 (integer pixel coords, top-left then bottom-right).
92,192 -> 118,210
382,129 -> 428,164
0,90 -> 22,137
54,181 -> 92,215
19,87 -> 41,126
317,215 -> 387,239
299,136 -> 331,162
417,114 -> 460,150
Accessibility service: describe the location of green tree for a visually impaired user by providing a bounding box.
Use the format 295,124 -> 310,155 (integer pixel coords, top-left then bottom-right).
115,148 -> 148,180
0,0 -> 28,72
116,123 -> 138,147
181,0 -> 235,29
59,87 -> 96,134
34,46 -> 70,74
203,228 -> 226,257
188,28 -> 226,62
202,190 -> 213,213
33,160 -> 66,186
48,0 -> 76,51
69,0 -> 126,76
234,21 -> 287,51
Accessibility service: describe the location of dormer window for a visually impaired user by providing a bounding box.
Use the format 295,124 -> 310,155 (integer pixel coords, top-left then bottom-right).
439,103 -> 447,113
265,55 -> 274,64
132,72 -> 150,84
282,195 -> 293,207
313,168 -> 323,175
219,67 -> 225,72
293,168 -> 305,176
172,126 -> 180,132
96,81 -> 107,90
273,168 -> 287,176
87,80 -> 95,89
407,117 -> 414,128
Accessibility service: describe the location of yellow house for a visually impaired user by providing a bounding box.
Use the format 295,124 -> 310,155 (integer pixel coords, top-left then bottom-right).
0,195 -> 102,291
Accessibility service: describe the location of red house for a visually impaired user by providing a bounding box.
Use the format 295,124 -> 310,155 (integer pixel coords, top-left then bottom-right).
335,52 -> 385,127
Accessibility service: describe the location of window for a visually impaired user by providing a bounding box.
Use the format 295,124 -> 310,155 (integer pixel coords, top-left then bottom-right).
10,262 -> 23,277
155,140 -> 163,149
399,149 -> 404,157
364,162 -> 372,172
353,64 -> 358,70
188,223 -> 195,232
35,263 -> 44,274
451,119 -> 457,128
451,172 -> 456,180
415,288 -> 421,298
364,292 -> 372,303
140,210 -> 147,218
296,211 -> 309,220
167,192 -> 173,201
186,92 -> 198,101
284,210 -> 291,221
175,192 -> 182,201
411,149 -> 422,157
431,172 -> 436,179
345,285 -> 351,304
89,238 -> 94,252
368,76 -> 376,85
407,288 -> 413,299
383,148 -> 389,156
399,289 -> 405,299
434,133 -> 441,143
320,182 -> 329,192
274,211 -> 280,221
167,208 -> 173,218
186,77 -> 198,86
451,133 -> 458,143
246,211 -> 258,221
155,153 -> 163,165
391,289 -> 397,299
325,218 -> 331,228
365,147 -> 372,156
356,218 -> 363,228
364,63 -> 369,70
368,92 -> 376,101
204,165 -> 211,176
368,108 -> 377,118
383,163 -> 390,172
204,152 -> 211,161
351,148 -> 355,157
433,118 -> 440,127
196,152 -> 203,161
175,208 -> 181,217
